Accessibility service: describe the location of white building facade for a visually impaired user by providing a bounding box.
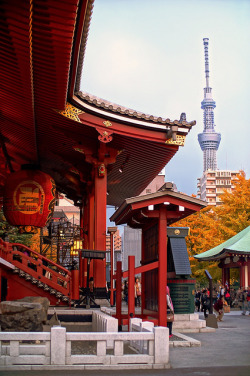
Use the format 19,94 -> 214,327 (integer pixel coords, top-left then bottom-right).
197,169 -> 239,205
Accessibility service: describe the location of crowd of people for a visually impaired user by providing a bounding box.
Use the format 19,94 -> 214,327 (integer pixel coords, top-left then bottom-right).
195,284 -> 250,320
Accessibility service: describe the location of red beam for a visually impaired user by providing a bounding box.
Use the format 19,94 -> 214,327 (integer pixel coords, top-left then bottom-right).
131,196 -> 203,212
121,261 -> 159,279
75,105 -> 179,146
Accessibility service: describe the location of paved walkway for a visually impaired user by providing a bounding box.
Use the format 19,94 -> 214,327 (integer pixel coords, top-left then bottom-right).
169,311 -> 250,369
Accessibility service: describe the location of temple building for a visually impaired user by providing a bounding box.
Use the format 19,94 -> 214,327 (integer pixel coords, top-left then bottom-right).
195,226 -> 250,289
0,0 -> 206,325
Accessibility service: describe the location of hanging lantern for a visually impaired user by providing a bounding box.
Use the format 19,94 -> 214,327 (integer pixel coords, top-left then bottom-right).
3,167 -> 56,232
70,238 -> 83,256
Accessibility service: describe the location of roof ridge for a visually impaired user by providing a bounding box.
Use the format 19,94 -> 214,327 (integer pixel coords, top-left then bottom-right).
76,91 -> 196,127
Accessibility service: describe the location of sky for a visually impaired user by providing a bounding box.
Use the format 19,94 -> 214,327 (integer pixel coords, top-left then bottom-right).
80,0 -> 250,196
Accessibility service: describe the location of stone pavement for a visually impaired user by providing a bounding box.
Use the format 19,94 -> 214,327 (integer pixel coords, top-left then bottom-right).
169,311 -> 250,369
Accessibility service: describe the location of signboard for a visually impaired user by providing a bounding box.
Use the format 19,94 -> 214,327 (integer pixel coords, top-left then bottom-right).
81,250 -> 106,260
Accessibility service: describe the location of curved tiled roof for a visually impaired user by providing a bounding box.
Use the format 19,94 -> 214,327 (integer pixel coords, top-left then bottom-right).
75,91 -> 196,127
0,0 -> 196,207
195,226 -> 250,261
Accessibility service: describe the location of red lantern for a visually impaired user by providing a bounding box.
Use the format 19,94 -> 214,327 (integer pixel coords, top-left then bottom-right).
3,168 -> 56,231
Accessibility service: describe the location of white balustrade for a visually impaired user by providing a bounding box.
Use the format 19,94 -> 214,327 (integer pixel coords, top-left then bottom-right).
0,325 -> 169,368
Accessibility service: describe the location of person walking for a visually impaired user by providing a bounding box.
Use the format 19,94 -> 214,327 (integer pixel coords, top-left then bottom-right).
241,287 -> 250,315
213,296 -> 224,321
195,290 -> 201,312
201,289 -> 209,318
135,277 -> 141,307
124,280 -> 128,304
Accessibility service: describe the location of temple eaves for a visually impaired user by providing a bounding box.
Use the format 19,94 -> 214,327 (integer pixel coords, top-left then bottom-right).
75,91 -> 196,129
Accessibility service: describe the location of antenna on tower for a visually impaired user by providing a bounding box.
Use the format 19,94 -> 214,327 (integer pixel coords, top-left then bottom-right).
203,38 -> 210,88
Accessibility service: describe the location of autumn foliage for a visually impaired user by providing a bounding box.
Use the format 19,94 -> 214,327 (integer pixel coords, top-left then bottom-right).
173,171 -> 250,286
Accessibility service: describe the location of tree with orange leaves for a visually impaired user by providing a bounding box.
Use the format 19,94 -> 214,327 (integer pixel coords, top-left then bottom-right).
174,171 -> 250,285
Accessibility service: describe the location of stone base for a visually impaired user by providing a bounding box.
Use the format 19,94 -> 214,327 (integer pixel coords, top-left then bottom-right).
173,313 -> 207,333
205,313 -> 218,329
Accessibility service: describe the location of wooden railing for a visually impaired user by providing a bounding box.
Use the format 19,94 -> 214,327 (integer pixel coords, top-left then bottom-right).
0,238 -> 71,299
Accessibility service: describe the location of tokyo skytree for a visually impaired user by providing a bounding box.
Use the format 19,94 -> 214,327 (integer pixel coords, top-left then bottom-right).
198,38 -> 221,172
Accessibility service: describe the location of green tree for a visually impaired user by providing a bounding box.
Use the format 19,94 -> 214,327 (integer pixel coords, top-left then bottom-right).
0,210 -> 33,246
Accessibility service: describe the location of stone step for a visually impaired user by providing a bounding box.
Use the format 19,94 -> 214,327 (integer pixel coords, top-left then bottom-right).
174,313 -> 199,321
173,318 -> 206,330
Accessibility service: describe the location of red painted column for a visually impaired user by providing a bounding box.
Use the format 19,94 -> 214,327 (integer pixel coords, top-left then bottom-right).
93,164 -> 107,288
128,255 -> 135,329
71,269 -> 80,300
88,189 -> 95,251
88,189 -> 95,279
158,205 -> 167,327
109,230 -> 115,306
116,261 -> 122,329
141,228 -> 145,315
82,200 -> 89,288
79,205 -> 84,288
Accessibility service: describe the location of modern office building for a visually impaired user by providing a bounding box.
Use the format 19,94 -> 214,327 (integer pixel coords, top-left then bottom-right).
197,169 -> 239,205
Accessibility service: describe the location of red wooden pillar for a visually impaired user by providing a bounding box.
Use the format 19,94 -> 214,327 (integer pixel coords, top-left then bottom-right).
128,255 -> 135,329
141,228 -> 145,315
79,205 -> 84,288
158,205 -> 167,327
116,261 -> 122,329
93,164 -> 107,287
88,189 -> 95,279
108,227 -> 117,306
71,269 -> 80,300
82,200 -> 89,287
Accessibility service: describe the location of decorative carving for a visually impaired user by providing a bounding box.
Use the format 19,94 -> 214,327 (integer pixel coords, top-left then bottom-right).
165,135 -> 186,146
103,120 -> 112,127
56,102 -> 84,122
97,130 -> 113,143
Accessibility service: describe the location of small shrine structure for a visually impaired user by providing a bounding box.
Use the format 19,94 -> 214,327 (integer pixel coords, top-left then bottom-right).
111,183 -> 206,326
195,226 -> 250,289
